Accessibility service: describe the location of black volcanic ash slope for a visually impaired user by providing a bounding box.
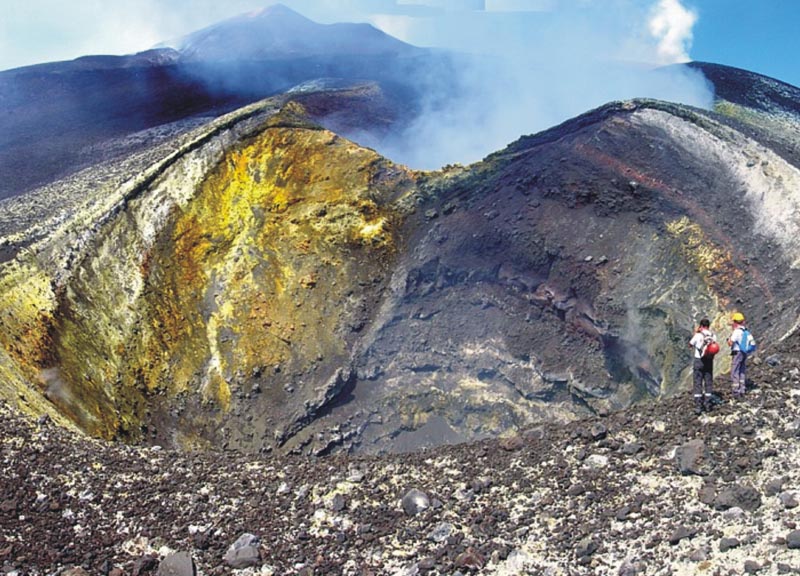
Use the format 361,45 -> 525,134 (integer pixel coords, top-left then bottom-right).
307,97 -> 800,455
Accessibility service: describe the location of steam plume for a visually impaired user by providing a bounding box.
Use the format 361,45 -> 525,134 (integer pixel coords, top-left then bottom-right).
371,0 -> 713,169
648,0 -> 698,64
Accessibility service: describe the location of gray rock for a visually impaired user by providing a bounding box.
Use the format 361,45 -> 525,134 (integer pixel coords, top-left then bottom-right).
689,548 -> 708,562
428,522 -> 455,543
676,439 -> 707,476
402,488 -> 430,516
524,427 -> 546,441
455,547 -> 484,569
585,454 -> 609,469
347,467 -> 365,483
330,493 -> 347,512
470,477 -> 492,493
133,555 -> 159,575
765,477 -> 786,496
224,533 -> 261,569
744,560 -> 762,574
714,484 -> 762,511
698,480 -> 716,506
575,537 -> 597,557
590,423 -> 607,441
722,507 -> 746,520
787,530 -> 800,549
157,552 -> 196,576
621,442 -> 643,456
668,525 -> 696,545
720,537 -> 741,552
617,560 -> 640,575
499,435 -> 524,451
567,483 -> 587,497
615,506 -> 631,521
780,492 -> 799,509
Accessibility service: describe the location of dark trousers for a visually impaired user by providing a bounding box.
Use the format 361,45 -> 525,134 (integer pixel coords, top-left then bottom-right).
693,357 -> 713,401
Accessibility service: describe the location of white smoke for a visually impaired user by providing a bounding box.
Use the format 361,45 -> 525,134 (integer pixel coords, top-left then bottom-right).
648,0 -> 698,64
370,0 -> 714,169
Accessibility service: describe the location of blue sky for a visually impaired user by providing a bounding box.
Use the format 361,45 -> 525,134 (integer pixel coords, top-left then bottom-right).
1,0 -> 798,168
1,0 -> 798,88
690,0 -> 800,87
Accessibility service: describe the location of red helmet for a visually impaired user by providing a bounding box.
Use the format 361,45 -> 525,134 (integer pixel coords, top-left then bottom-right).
705,342 -> 720,356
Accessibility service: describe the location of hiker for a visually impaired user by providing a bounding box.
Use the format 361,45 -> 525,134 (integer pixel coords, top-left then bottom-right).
688,317 -> 718,414
728,312 -> 756,398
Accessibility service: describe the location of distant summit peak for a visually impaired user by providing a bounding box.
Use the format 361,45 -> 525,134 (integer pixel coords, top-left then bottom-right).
178,3 -> 418,62
247,3 -> 303,17
240,3 -> 313,23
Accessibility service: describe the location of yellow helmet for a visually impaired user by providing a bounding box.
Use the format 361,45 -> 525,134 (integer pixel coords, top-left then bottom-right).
732,312 -> 745,323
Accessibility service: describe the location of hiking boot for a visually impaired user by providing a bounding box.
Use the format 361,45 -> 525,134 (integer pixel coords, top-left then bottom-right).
703,398 -> 713,412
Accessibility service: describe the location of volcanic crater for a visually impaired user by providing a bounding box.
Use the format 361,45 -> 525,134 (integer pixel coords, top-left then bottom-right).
2,7 -> 800,574
1,80 -> 799,459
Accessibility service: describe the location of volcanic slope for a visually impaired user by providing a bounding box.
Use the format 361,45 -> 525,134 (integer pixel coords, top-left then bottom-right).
337,96 -> 800,454
0,4 -> 445,200
1,69 -> 800,457
690,61 -> 800,168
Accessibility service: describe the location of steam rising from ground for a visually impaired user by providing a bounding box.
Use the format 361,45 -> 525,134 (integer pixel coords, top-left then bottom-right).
649,0 -> 698,63
368,0 -> 713,169
383,53 -> 712,170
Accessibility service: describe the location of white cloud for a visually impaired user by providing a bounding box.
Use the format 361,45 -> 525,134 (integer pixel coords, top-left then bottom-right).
0,0 -> 272,71
648,0 -> 697,64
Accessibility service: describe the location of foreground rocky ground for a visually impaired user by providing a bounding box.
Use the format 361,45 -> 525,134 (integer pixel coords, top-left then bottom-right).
2,335 -> 800,576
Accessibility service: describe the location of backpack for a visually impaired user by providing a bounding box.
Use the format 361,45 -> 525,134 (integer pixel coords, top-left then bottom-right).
739,328 -> 757,354
701,331 -> 719,356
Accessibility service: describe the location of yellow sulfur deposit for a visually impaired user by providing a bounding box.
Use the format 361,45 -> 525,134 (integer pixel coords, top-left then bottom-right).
0,113 -> 415,443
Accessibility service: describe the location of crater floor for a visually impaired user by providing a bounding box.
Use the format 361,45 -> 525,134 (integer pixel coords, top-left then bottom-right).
2,346 -> 800,575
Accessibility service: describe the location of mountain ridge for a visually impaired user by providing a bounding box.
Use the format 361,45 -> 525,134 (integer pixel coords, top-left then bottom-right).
177,3 -> 420,61
0,4 -> 438,199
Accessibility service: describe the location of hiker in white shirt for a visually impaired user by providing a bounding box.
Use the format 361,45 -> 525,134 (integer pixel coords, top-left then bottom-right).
688,317 -> 718,414
727,311 -> 756,398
